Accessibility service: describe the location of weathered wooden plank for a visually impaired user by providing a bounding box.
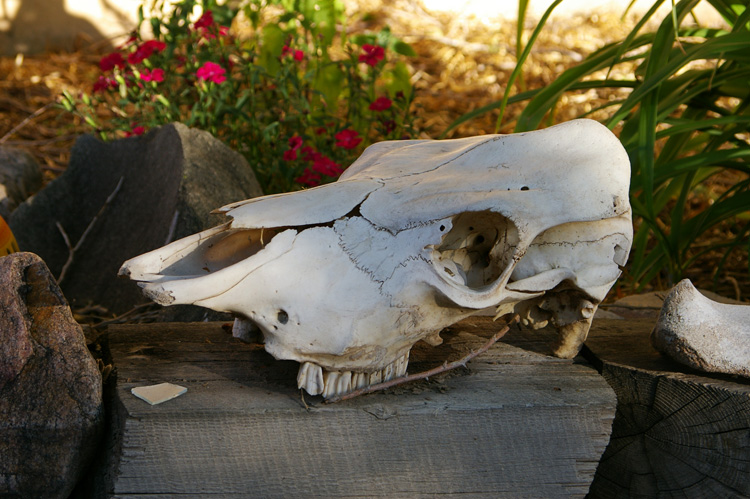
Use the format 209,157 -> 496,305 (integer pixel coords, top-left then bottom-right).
585,318 -> 750,498
105,318 -> 616,498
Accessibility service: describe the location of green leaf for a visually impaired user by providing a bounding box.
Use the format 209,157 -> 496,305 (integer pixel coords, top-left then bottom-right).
391,40 -> 416,57
259,24 -> 285,75
313,61 -> 344,110
383,61 -> 412,98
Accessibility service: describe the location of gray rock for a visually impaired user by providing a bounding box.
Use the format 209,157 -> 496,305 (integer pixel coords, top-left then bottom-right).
652,279 -> 750,377
9,123 -> 263,315
0,252 -> 103,498
0,146 -> 43,220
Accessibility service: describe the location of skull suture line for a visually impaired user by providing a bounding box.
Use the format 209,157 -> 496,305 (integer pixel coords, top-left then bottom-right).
120,119 -> 632,398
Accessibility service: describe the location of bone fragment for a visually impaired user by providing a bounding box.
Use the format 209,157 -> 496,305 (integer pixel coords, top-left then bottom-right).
652,279 -> 750,377
131,383 -> 187,405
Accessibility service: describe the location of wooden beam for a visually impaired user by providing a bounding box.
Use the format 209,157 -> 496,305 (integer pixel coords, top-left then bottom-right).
103,318 -> 615,497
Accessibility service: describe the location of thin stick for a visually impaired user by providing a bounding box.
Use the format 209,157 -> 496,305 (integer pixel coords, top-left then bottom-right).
325,315 -> 519,404
165,209 -> 180,245
0,102 -> 54,144
57,176 -> 125,284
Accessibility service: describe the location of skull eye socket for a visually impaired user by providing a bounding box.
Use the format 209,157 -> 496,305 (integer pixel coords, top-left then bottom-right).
432,211 -> 518,289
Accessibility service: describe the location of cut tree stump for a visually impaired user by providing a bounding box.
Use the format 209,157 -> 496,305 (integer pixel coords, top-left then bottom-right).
585,318 -> 750,498
102,317 -> 615,498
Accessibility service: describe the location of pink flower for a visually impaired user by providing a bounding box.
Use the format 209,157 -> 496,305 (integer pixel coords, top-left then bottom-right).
128,40 -> 167,65
196,61 -> 226,84
369,96 -> 392,112
283,149 -> 298,161
194,11 -> 229,39
194,10 -> 214,30
359,44 -> 384,67
334,129 -> 362,150
93,75 -> 117,92
312,156 -> 343,177
296,168 -> 322,187
99,52 -> 125,71
140,68 -> 165,83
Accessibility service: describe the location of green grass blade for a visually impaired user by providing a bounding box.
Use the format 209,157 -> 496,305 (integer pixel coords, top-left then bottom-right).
495,0 -> 565,131
607,32 -> 750,126
606,0 -> 668,78
653,149 -> 750,183
515,36 -> 654,131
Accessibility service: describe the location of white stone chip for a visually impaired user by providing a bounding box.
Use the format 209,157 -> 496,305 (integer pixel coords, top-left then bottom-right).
131,383 -> 187,405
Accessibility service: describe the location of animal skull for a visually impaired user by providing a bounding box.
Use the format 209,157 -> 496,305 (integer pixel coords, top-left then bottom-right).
120,119 -> 632,398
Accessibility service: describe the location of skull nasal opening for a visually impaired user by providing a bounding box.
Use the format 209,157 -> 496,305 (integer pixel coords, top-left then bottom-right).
431,211 -> 519,289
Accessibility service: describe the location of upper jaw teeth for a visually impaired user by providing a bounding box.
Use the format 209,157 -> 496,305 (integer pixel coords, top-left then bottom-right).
297,352 -> 409,399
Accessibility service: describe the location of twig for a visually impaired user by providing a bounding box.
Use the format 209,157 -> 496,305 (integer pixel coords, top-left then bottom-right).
57,176 -> 125,284
325,315 -> 519,404
91,302 -> 160,330
0,102 -> 54,144
1,134 -> 80,146
165,209 -> 180,245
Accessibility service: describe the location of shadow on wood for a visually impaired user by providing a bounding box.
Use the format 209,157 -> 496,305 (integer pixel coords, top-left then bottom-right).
99,317 -> 615,497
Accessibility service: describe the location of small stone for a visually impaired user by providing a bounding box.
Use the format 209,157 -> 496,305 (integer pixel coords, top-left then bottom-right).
0,252 -> 103,498
652,279 -> 750,377
131,383 -> 188,405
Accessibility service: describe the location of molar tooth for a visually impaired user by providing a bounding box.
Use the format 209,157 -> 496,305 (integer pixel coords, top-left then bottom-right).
383,362 -> 396,382
369,370 -> 382,385
322,370 -> 339,399
336,371 -> 352,396
298,362 -> 324,395
352,372 -> 368,389
395,353 -> 409,377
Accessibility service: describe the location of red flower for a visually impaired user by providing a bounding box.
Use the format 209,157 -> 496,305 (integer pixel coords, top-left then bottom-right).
119,33 -> 138,48
99,52 -> 125,71
312,156 -> 343,177
196,61 -> 226,84
288,135 -> 303,151
296,168 -> 321,187
334,129 -> 362,149
194,10 -> 214,30
128,40 -> 167,65
93,75 -> 117,92
369,96 -> 392,112
125,124 -> 146,137
140,68 -> 165,83
301,146 -> 321,162
359,44 -> 384,67
282,45 -> 304,62
283,149 -> 298,161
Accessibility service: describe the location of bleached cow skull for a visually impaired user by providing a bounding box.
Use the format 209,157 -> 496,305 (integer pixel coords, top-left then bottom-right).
120,119 -> 632,398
